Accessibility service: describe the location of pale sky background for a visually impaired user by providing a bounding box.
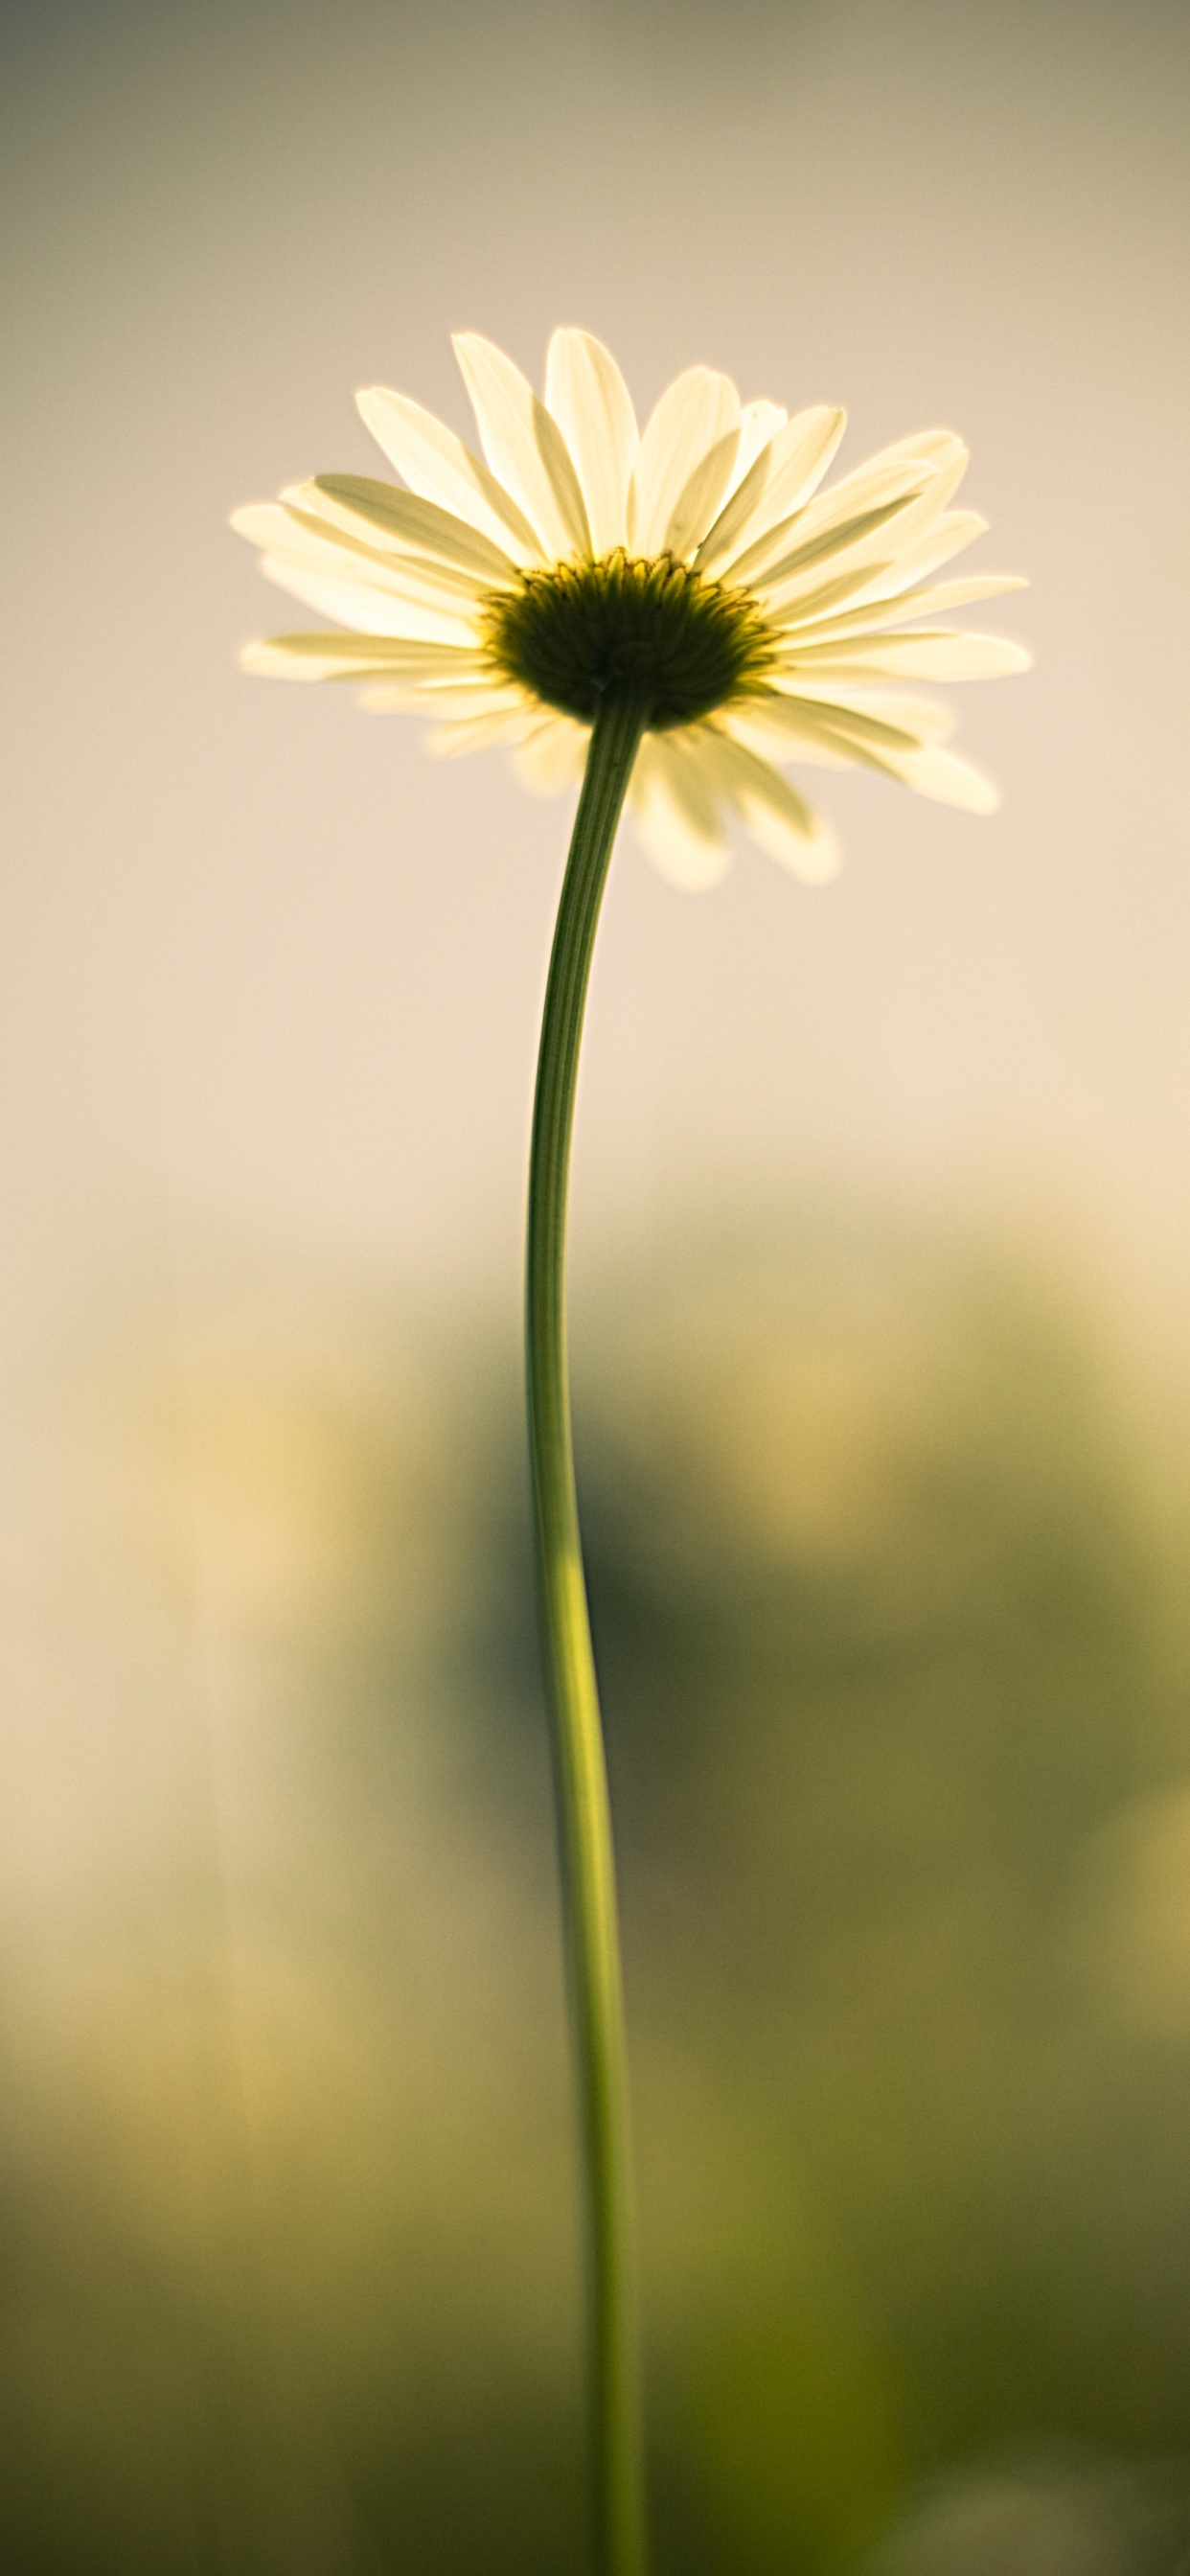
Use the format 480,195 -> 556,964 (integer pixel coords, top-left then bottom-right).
1,0 -> 1188,1360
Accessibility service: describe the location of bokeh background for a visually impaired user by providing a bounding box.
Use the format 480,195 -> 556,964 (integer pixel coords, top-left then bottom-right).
3,1 -> 1190,2570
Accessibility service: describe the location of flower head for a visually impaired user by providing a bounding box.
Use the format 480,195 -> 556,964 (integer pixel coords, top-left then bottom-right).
234,331 -> 1028,888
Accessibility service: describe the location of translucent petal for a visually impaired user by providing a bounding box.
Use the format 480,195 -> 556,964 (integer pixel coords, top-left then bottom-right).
853,428 -> 968,494
426,704 -> 543,758
764,684 -> 959,746
628,368 -> 741,556
847,457 -> 972,580
749,686 -> 999,809
723,702 -> 854,770
359,678 -> 527,718
698,406 -> 847,575
768,518 -> 995,635
731,687 -> 957,761
233,498 -> 492,605
874,429 -> 970,519
629,733 -> 732,890
698,732 -> 840,883
355,387 -> 543,563
735,459 -> 938,592
783,572 -> 1027,647
240,632 -> 490,684
232,499 -> 335,556
258,556 -> 480,644
732,401 -> 789,486
662,428 -> 743,560
737,446 -> 939,578
512,716 -> 589,794
301,476 -> 519,584
879,743 -> 1000,812
842,511 -> 991,603
453,333 -> 590,559
881,571 -> 1025,619
758,558 -> 904,634
544,329 -> 638,556
778,630 -> 1033,682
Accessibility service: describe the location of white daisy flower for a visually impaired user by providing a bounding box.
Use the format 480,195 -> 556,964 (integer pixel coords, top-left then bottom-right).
234,330 -> 1029,889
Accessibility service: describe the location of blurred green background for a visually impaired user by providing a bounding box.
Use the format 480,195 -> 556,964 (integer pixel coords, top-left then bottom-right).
7,1217 -> 1190,2575
3,0 -> 1190,2568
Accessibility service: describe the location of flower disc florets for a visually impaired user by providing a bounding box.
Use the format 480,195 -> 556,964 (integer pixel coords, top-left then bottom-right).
484,548 -> 774,730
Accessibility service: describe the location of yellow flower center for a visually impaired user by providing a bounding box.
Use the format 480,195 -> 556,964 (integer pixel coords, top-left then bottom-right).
484,548 -> 774,730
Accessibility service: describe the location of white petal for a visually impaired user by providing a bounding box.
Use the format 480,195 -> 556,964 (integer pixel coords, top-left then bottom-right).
730,687 -> 956,762
234,498 -> 492,607
760,558 -> 905,633
240,633 -> 490,684
880,743 -> 1000,812
698,732 -> 840,883
628,367 -> 741,556
768,518 -> 996,635
301,475 -> 520,585
360,678 -> 527,717
764,684 -> 958,747
512,716 -> 589,794
829,448 -> 973,593
732,401 -> 789,486
778,630 -> 1033,682
793,687 -> 959,744
884,572 -> 1026,619
453,333 -> 590,559
855,427 -> 968,494
258,556 -> 480,644
736,459 -> 938,593
662,428 -> 743,560
426,704 -> 543,758
736,789 -> 841,884
740,445 -> 940,576
698,406 -> 847,575
751,686 -> 999,810
629,733 -> 731,890
842,512 -> 991,603
723,702 -> 853,769
782,572 -> 1027,647
874,429 -> 970,520
232,499 -> 341,558
356,386 -> 543,563
544,330 -> 638,556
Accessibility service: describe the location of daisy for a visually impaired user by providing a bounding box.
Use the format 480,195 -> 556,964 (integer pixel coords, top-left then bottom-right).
234,328 -> 1028,889
234,333 -> 1029,2576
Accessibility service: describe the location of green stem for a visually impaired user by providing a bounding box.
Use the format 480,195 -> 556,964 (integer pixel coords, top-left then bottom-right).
526,694 -> 650,2576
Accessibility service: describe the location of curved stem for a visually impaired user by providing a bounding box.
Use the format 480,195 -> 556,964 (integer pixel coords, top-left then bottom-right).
526,695 -> 650,2576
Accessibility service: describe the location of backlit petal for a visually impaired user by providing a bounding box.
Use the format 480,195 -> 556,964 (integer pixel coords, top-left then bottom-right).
302,475 -> 520,585
426,704 -> 543,758
233,498 -> 492,606
356,386 -> 543,563
629,732 -> 732,890
698,406 -> 847,574
662,429 -> 743,560
240,633 -> 490,684
453,333 -> 591,559
777,630 -> 1033,682
876,742 -> 1000,812
736,459 -> 938,592
258,557 -> 480,644
628,368 -> 741,555
784,572 -> 1027,647
544,330 -> 639,556
513,716 -> 589,794
698,732 -> 840,882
